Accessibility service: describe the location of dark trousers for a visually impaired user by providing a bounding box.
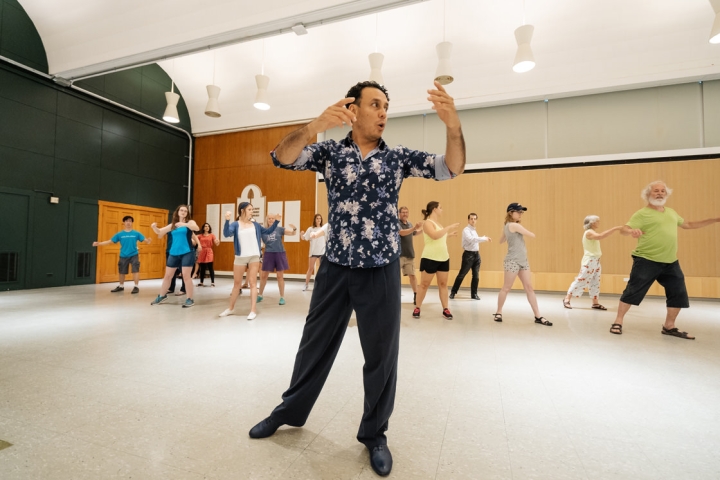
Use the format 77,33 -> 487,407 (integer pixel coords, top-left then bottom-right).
199,262 -> 215,283
451,251 -> 481,295
271,258 -> 401,449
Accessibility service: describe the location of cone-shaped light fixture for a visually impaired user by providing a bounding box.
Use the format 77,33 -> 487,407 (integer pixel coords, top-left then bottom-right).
434,41 -> 454,85
254,74 -> 270,110
368,52 -> 384,85
513,24 -> 535,73
163,84 -> 180,123
711,10 -> 720,44
204,85 -> 221,117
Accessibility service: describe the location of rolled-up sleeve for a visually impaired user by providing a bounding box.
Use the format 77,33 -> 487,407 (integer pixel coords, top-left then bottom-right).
271,142 -> 330,173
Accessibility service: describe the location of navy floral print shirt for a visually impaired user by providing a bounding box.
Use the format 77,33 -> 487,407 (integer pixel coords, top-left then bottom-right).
272,132 -> 455,268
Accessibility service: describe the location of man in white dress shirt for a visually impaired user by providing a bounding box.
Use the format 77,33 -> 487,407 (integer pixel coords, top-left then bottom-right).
450,213 -> 491,300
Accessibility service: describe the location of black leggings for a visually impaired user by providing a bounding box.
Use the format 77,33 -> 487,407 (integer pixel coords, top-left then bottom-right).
199,262 -> 215,283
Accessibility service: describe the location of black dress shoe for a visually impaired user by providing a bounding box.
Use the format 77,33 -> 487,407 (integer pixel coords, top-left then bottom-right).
449,292 -> 455,299
369,445 -> 393,476
471,294 -> 481,300
248,416 -> 282,439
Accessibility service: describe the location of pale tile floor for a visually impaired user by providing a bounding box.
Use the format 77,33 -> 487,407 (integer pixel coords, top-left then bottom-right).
1,279 -> 719,479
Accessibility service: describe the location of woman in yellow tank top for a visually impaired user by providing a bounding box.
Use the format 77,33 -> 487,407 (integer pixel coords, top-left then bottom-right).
413,201 -> 459,320
563,215 -> 622,310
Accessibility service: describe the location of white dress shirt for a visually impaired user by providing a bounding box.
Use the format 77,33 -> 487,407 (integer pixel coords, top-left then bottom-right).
462,225 -> 489,252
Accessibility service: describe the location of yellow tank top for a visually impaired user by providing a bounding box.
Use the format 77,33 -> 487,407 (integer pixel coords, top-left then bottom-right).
581,230 -> 602,264
422,220 -> 449,261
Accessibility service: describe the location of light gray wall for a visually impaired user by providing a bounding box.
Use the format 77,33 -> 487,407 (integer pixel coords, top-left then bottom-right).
327,80 -> 720,166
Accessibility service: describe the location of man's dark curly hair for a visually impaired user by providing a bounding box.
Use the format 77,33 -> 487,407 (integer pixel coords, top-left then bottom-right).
345,81 -> 389,108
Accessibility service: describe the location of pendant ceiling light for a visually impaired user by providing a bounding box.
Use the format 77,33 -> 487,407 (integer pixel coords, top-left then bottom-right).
512,0 -> 535,73
368,15 -> 385,85
254,41 -> 270,110
163,81 -> 180,123
434,0 -> 453,85
205,52 -> 221,117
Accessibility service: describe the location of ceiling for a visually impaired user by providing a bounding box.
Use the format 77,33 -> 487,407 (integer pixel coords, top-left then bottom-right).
18,0 -> 720,135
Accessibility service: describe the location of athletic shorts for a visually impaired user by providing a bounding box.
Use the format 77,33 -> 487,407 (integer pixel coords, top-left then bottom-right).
167,251 -> 195,268
234,254 -> 261,266
503,259 -> 529,273
420,258 -> 450,274
400,256 -> 415,276
262,252 -> 289,272
620,256 -> 689,308
118,255 -> 140,274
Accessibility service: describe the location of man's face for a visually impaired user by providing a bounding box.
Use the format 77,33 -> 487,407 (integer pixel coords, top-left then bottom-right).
649,184 -> 668,207
468,215 -> 477,226
349,87 -> 388,142
123,219 -> 133,229
399,208 -> 409,222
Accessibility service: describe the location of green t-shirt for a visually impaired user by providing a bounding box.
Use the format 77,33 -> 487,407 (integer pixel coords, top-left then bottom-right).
627,207 -> 684,263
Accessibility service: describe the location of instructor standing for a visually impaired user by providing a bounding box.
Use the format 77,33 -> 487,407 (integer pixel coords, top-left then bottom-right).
450,212 -> 490,300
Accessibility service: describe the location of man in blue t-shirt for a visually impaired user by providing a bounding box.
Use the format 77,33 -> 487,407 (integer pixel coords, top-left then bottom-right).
93,215 -> 151,294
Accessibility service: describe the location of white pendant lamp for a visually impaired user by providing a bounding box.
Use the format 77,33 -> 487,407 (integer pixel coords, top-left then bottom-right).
513,24 -> 536,73
163,82 -> 180,123
368,52 -> 384,84
254,74 -> 270,110
711,10 -> 720,44
434,41 -> 454,85
205,85 -> 221,118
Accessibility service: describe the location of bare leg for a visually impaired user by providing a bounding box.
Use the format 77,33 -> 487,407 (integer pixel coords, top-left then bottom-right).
663,307 -> 682,330
415,271 -> 435,308
305,257 -> 315,285
229,264 -> 247,311
132,272 -> 140,286
248,262 -> 260,314
277,271 -> 285,297
181,266 -> 194,299
496,270 -> 518,314
517,270 -> 540,318
159,266 -> 176,294
408,274 -> 418,293
613,301 -> 633,326
118,273 -> 126,286
259,270 -> 269,295
436,271 -> 449,309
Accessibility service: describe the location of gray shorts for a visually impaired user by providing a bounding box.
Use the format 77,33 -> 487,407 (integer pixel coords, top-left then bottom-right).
118,255 -> 140,274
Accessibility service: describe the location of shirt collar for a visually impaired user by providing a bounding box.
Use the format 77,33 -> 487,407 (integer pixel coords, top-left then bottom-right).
342,131 -> 387,151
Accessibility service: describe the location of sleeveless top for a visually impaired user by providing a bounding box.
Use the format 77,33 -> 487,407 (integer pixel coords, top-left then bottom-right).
168,226 -> 192,256
504,223 -> 528,266
422,220 -> 449,262
581,230 -> 602,264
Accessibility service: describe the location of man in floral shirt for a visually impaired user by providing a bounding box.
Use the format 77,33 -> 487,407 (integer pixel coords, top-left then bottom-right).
249,80 -> 465,476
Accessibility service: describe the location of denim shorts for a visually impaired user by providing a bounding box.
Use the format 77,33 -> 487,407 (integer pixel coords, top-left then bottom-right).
620,256 -> 689,308
167,251 -> 195,268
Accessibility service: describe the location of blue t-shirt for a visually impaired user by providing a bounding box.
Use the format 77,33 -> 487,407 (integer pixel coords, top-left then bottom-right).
168,226 -> 192,256
111,230 -> 145,258
262,227 -> 286,253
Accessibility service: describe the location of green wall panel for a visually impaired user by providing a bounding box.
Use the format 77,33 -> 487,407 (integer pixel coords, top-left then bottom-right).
0,145 -> 54,191
0,0 -> 48,72
57,92 -> 103,128
55,117 -> 102,165
0,189 -> 30,290
53,159 -> 101,198
0,68 -> 56,112
100,169 -> 139,205
66,199 -> 98,285
31,194 -> 68,288
104,69 -> 144,108
103,110 -> 141,140
101,130 -> 139,175
0,96 -> 56,156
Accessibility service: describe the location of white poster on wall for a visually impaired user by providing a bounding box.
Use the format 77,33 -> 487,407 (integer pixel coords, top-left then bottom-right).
238,184 -> 265,224
205,204 -> 220,239
284,201 -> 301,243
220,203 -> 235,242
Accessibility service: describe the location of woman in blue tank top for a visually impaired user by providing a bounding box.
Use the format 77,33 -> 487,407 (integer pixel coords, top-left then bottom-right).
150,204 -> 199,308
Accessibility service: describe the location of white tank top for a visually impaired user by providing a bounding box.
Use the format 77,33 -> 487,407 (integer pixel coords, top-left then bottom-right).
238,225 -> 260,257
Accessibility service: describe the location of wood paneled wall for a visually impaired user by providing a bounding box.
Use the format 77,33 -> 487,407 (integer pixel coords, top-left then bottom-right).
318,158 -> 720,298
193,125 -> 318,273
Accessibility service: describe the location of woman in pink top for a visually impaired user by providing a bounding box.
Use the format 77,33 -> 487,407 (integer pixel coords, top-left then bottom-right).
196,223 -> 220,287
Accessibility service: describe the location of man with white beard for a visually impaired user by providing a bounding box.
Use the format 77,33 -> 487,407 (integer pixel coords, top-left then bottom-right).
609,180 -> 720,338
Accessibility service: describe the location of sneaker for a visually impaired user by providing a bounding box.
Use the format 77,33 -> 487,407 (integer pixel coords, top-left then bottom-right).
449,292 -> 455,299
279,298 -> 285,305
247,312 -> 257,320
150,295 -> 168,306
256,295 -> 263,303
131,286 -> 139,294
219,308 -> 235,317
182,298 -> 195,308
111,286 -> 124,293
412,308 -> 421,318
443,308 -> 453,320
302,284 -> 309,291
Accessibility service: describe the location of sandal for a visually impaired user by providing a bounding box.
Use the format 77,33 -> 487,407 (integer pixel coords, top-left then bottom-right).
493,313 -> 502,323
534,317 -> 552,326
591,304 -> 607,310
563,299 -> 572,309
661,326 -> 695,340
609,323 -> 622,335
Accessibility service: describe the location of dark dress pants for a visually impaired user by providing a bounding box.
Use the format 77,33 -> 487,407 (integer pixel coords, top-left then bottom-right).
270,258 -> 401,449
451,250 -> 481,296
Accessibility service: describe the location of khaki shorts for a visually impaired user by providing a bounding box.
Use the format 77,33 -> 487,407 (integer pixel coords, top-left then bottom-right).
400,256 -> 415,276
234,254 -> 261,266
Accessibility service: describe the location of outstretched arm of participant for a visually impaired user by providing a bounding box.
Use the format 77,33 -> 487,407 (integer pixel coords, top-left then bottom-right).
142,237 -> 152,244
508,222 -> 536,238
586,226 -> 622,240
428,81 -> 465,175
92,240 -> 112,247
283,224 -> 297,236
275,98 -> 356,164
151,223 -> 172,238
679,217 -> 720,229
423,221 -> 460,240
619,225 -> 643,238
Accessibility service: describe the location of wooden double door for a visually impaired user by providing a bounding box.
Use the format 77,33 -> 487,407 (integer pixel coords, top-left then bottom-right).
96,201 -> 168,283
